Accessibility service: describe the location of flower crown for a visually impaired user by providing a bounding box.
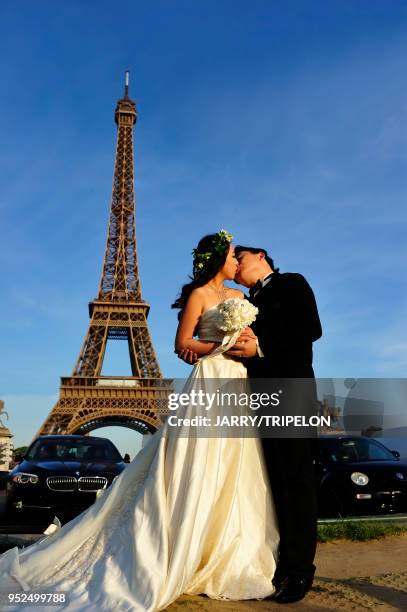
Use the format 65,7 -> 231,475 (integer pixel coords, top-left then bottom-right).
192,229 -> 233,279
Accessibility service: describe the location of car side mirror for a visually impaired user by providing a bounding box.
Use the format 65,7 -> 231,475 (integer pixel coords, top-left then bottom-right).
391,450 -> 400,459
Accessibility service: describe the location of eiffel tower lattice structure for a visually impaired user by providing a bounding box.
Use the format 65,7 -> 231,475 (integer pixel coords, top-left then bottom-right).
35,72 -> 171,439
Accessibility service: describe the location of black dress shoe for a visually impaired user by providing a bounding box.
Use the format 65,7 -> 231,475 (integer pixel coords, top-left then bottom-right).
273,576 -> 313,604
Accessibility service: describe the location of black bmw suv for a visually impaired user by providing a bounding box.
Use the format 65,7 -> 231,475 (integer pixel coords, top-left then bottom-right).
5,435 -> 127,523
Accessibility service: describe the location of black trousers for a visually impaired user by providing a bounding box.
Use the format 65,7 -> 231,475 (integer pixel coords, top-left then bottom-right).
261,436 -> 318,582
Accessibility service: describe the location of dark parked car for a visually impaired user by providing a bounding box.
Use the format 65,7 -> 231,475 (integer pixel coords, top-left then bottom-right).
5,435 -> 127,523
317,435 -> 407,517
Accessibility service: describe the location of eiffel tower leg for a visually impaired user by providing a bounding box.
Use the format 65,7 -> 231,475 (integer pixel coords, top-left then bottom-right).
128,325 -> 162,379
74,323 -> 109,377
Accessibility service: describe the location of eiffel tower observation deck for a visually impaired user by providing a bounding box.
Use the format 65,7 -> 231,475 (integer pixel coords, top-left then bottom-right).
35,72 -> 171,439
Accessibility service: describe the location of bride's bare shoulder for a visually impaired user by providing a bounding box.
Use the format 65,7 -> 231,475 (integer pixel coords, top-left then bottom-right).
227,288 -> 245,300
188,287 -> 208,302
182,287 -> 208,311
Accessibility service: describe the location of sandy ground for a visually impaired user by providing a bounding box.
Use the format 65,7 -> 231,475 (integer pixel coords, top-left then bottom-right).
167,534 -> 407,611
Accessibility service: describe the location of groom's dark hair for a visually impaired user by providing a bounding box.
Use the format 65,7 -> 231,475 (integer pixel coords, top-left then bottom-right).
234,245 -> 279,272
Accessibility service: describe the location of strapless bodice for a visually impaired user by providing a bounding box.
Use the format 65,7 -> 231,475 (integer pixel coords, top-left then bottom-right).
196,303 -> 226,342
194,302 -> 244,363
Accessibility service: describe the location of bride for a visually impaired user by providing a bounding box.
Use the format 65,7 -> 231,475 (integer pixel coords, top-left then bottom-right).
0,230 -> 279,611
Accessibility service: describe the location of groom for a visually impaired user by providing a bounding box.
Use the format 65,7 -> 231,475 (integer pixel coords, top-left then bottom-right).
228,245 -> 322,604
177,245 -> 322,604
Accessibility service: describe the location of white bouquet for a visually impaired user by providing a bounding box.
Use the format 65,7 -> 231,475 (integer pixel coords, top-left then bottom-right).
216,298 -> 258,333
199,298 -> 259,360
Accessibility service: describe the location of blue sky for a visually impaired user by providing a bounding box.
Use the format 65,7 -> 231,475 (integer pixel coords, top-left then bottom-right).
0,1 -> 406,456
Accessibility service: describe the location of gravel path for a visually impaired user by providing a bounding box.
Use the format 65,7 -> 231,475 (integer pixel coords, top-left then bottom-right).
167,534 -> 407,611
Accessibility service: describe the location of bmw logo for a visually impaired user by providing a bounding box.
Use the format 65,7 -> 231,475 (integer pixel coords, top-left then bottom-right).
395,472 -> 404,480
75,471 -> 80,476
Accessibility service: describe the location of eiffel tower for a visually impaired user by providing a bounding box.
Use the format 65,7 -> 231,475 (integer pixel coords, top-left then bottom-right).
35,72 -> 170,439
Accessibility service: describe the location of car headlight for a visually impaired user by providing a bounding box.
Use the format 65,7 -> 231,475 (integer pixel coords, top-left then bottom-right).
351,472 -> 369,486
12,472 -> 39,485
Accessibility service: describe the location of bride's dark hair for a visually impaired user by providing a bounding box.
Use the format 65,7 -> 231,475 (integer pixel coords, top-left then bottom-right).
171,233 -> 230,317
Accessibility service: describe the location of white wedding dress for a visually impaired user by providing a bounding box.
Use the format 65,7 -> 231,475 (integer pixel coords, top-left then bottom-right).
0,303 -> 279,611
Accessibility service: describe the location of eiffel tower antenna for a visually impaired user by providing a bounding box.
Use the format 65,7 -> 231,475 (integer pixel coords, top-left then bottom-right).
35,73 -> 170,439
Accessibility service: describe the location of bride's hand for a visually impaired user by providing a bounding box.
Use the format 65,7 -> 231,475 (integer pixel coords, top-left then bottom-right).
176,348 -> 198,364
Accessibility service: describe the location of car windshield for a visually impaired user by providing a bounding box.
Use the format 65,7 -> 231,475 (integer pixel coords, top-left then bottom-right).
322,438 -> 396,463
25,439 -> 122,463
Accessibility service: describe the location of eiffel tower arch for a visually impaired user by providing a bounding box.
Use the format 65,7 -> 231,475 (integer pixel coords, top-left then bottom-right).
35,72 -> 171,440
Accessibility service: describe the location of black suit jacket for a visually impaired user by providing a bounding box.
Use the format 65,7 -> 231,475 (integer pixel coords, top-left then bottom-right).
247,271 -> 322,378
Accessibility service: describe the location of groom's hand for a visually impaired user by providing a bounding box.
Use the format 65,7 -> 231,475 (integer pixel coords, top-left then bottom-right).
239,327 -> 257,340
176,348 -> 198,364
226,331 -> 258,358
